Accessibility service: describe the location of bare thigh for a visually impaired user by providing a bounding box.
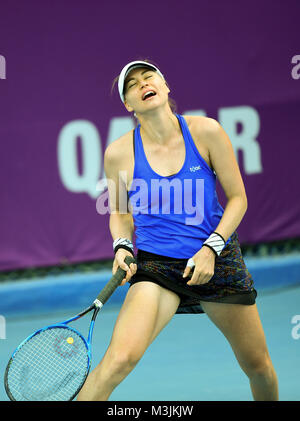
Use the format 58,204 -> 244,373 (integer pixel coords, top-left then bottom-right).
107,281 -> 181,360
200,301 -> 272,374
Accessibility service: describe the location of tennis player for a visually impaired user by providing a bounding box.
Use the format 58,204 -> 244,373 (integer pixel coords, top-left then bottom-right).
77,60 -> 278,401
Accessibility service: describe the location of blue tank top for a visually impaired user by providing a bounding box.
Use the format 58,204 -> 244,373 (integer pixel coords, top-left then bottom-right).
128,114 -> 230,258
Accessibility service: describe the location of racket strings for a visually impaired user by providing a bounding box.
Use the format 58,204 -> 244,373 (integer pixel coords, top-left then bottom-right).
6,327 -> 89,401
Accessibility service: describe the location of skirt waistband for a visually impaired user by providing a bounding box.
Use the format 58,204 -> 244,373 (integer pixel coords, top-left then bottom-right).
137,249 -> 187,262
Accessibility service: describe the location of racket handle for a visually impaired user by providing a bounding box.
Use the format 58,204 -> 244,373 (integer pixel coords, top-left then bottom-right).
94,255 -> 136,307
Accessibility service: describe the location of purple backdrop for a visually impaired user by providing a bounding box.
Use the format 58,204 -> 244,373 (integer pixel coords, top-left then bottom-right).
0,0 -> 299,271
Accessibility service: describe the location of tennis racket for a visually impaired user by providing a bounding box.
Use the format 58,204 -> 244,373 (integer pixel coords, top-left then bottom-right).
4,255 -> 135,401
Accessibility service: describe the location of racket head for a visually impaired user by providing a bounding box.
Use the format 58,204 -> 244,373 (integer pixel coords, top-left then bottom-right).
5,325 -> 91,401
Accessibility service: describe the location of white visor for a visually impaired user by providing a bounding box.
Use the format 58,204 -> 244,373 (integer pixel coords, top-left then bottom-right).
118,60 -> 164,103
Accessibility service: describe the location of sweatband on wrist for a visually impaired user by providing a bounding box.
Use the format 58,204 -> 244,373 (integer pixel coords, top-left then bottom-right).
113,238 -> 134,257
202,232 -> 226,257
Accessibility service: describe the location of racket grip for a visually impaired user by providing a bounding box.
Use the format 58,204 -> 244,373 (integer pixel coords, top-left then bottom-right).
94,255 -> 136,307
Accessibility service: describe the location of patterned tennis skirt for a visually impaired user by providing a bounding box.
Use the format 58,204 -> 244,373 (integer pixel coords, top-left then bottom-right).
129,231 -> 257,314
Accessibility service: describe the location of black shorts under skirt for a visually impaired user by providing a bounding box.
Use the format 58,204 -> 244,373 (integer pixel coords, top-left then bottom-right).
129,231 -> 257,314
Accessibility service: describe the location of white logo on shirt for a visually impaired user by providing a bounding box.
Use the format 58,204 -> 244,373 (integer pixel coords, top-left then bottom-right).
190,165 -> 201,172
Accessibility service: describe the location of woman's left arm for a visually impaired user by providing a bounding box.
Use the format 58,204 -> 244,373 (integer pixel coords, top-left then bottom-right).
183,118 -> 248,285
205,118 -> 248,242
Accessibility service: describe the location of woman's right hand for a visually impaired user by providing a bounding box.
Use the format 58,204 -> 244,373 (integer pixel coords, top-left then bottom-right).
112,249 -> 137,286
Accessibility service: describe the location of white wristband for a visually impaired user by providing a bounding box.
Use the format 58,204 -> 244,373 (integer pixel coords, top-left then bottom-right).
113,238 -> 134,255
203,232 -> 226,257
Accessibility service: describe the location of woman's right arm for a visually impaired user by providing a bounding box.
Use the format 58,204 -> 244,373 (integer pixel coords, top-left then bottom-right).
104,141 -> 137,285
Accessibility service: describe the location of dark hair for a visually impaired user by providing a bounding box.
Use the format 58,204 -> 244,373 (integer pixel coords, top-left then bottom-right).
111,59 -> 177,114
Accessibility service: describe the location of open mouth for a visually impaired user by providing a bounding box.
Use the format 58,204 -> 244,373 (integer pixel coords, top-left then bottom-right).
142,91 -> 156,100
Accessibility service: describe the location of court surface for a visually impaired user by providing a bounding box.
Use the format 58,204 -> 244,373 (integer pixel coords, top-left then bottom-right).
1,285 -> 299,401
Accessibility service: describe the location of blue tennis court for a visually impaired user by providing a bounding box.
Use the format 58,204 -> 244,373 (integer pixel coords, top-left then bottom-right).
1,278 -> 299,401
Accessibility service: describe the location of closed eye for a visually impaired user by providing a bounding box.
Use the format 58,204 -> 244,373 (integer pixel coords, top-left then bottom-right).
126,73 -> 153,90
127,82 -> 136,89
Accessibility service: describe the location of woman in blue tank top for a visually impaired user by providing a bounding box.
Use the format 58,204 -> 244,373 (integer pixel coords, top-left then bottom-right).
77,61 -> 278,401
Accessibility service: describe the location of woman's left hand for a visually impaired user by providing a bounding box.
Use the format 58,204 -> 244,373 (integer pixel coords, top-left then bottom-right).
183,246 -> 216,285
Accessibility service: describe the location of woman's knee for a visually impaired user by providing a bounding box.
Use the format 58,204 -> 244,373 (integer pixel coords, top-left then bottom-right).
241,353 -> 274,379
106,347 -> 143,375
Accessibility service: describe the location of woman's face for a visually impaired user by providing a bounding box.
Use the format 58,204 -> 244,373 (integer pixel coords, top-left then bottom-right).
123,67 -> 170,114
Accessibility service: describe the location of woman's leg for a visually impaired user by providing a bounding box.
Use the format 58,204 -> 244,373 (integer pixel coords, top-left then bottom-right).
77,281 -> 180,401
199,301 -> 279,401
